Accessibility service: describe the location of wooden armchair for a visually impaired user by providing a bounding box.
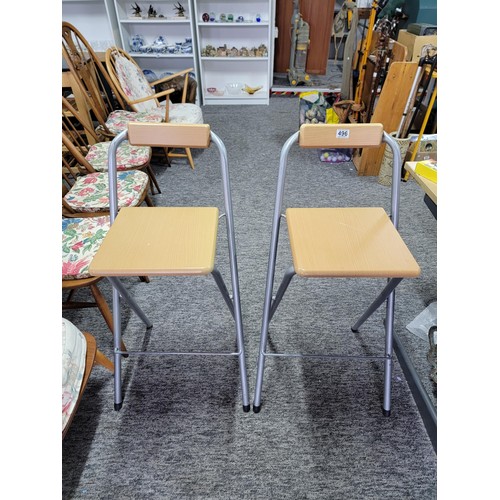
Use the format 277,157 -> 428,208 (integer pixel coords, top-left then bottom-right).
62,215 -> 149,341
62,95 -> 161,194
62,21 -> 164,141
62,318 -> 113,439
106,47 -> 204,169
62,129 -> 153,218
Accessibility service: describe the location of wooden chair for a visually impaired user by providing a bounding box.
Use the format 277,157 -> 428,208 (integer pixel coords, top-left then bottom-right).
88,122 -> 250,412
62,318 -> 113,439
62,21 -> 164,141
62,95 -> 161,194
253,123 -> 421,416
62,130 -> 153,218
105,47 -> 204,169
62,216 -> 128,355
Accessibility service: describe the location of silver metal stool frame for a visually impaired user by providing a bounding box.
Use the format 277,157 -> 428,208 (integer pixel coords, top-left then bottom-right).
253,127 -> 405,416
106,126 -> 250,412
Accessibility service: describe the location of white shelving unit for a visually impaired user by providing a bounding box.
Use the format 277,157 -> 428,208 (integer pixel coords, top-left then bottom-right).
193,0 -> 274,105
113,0 -> 200,100
62,0 -> 122,52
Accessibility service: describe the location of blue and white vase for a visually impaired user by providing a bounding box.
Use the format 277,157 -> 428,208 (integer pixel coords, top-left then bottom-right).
130,34 -> 144,52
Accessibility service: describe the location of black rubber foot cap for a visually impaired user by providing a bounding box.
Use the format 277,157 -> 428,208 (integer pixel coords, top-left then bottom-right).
243,404 -> 250,413
253,405 -> 261,413
114,402 -> 123,411
351,327 -> 359,333
382,408 -> 391,417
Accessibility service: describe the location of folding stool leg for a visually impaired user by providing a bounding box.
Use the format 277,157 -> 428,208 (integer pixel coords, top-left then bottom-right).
269,266 -> 296,322
211,268 -> 235,319
253,213 -> 286,413
350,278 -> 402,416
351,278 -> 403,332
254,131 -> 299,413
211,131 -> 250,411
107,276 -> 153,410
382,290 -> 396,416
111,285 -> 124,410
107,277 -> 153,329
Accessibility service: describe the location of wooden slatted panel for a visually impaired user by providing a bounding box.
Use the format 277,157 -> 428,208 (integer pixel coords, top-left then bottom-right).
286,207 -> 420,278
127,122 -> 211,149
356,61 -> 419,176
89,207 -> 219,276
299,123 -> 384,149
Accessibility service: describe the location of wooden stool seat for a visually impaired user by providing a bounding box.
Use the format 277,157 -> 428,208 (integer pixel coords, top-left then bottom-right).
286,207 -> 420,278
90,206 -> 219,277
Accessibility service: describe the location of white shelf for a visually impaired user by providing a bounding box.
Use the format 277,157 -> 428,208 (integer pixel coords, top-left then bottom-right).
64,0 -> 275,106
113,0 -> 201,103
120,19 -> 191,24
130,53 -> 195,58
197,22 -> 269,26
193,0 -> 274,105
202,90 -> 269,102
200,56 -> 268,61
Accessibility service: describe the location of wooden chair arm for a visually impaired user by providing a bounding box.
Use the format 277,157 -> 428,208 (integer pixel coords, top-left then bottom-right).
152,68 -> 193,103
127,88 -> 175,107
151,68 -> 194,86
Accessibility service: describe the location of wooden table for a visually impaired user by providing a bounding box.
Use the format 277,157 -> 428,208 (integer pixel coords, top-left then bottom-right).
397,160 -> 437,451
404,161 -> 437,219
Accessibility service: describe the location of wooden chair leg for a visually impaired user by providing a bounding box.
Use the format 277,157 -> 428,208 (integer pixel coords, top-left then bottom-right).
89,283 -> 127,353
162,147 -> 172,166
95,349 -> 114,373
185,147 -> 195,169
145,194 -> 154,206
146,165 -> 161,194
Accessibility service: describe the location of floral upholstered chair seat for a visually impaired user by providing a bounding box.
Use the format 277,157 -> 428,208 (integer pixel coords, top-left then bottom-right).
104,109 -> 163,136
168,102 -> 204,125
64,170 -> 149,213
113,51 -> 203,125
85,140 -> 152,172
62,316 -> 113,438
62,216 -> 110,280
62,317 -> 87,431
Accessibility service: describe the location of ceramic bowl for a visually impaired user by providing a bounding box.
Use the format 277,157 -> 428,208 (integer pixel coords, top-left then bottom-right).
207,87 -> 224,96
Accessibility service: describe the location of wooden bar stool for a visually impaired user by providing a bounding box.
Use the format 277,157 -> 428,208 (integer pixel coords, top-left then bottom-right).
90,122 -> 250,412
253,123 -> 420,415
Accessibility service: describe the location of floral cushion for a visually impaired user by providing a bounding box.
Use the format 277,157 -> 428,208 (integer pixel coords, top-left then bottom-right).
120,103 -> 204,124
114,52 -> 157,112
105,109 -> 163,135
112,52 -> 204,124
86,140 -> 152,172
64,170 -> 149,213
62,318 -> 87,432
62,216 -> 110,280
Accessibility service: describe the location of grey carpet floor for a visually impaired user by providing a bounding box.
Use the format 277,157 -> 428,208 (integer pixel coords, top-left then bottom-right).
62,96 -> 437,499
